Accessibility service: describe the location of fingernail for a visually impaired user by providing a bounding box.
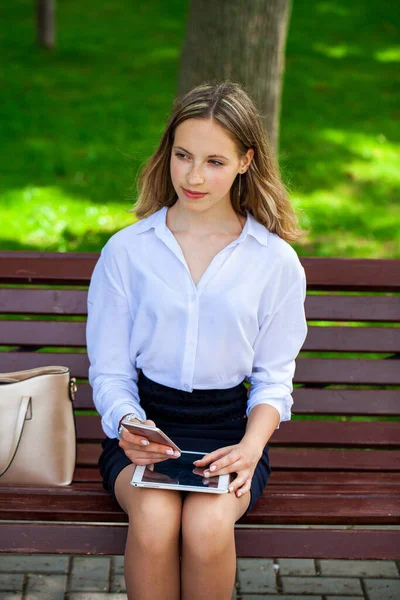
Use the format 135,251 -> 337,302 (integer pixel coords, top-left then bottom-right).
237,491 -> 242,497
173,451 -> 181,457
229,486 -> 234,493
204,470 -> 210,477
166,449 -> 174,455
210,465 -> 216,472
140,439 -> 149,446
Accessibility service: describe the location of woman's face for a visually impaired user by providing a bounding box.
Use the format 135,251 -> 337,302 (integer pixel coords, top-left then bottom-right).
170,118 -> 253,213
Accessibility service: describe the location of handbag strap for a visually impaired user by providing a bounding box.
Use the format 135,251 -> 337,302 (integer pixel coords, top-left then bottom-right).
0,395 -> 31,478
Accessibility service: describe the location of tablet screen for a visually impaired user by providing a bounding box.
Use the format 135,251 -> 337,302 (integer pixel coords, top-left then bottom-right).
141,451 -> 221,490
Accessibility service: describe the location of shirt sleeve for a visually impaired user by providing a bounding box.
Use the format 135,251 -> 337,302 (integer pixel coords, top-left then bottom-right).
247,264 -> 307,427
86,241 -> 147,439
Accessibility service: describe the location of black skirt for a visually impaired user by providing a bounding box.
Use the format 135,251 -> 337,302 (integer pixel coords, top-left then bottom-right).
99,371 -> 271,517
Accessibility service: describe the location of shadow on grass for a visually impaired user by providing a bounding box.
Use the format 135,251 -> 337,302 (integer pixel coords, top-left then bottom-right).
0,229 -> 112,253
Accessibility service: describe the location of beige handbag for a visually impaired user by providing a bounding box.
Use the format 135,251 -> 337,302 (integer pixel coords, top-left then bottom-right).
0,366 -> 77,486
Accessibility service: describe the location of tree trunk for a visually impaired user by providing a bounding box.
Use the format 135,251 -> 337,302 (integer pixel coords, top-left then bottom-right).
36,0 -> 56,49
178,0 -> 292,153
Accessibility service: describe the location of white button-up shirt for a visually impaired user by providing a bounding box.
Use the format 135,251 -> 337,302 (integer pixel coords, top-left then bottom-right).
86,206 -> 308,439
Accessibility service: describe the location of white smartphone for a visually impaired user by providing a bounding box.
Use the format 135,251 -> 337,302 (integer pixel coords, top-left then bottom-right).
121,420 -> 181,453
131,450 -> 231,494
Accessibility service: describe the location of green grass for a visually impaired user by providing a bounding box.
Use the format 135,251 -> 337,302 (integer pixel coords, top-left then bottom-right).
0,0 -> 399,255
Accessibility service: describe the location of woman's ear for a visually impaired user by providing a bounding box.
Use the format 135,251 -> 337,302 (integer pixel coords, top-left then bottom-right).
240,148 -> 254,173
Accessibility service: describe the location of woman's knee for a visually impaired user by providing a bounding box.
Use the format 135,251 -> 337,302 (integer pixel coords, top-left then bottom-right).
181,495 -> 236,562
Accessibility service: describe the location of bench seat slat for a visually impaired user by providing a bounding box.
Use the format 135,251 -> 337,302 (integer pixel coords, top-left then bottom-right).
0,486 -> 398,525
1,352 -> 400,385
2,321 -> 399,353
74,467 -> 400,490
71,468 -> 400,486
0,522 -> 397,559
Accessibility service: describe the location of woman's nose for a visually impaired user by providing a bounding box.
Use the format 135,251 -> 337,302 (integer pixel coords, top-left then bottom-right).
187,167 -> 205,185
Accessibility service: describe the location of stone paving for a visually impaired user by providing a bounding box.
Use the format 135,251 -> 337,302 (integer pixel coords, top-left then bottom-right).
0,555 -> 399,599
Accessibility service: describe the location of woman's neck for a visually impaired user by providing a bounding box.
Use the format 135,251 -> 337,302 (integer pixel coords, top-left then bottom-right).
167,202 -> 245,235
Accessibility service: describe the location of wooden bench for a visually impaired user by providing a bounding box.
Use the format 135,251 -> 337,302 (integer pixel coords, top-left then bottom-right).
0,251 -> 399,559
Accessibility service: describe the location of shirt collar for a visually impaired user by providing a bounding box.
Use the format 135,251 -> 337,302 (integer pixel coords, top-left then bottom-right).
134,205 -> 269,247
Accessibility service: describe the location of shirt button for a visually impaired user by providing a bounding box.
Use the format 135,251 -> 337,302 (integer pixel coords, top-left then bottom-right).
183,384 -> 190,391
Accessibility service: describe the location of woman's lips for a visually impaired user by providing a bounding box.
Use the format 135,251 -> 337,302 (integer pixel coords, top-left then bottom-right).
182,187 -> 208,199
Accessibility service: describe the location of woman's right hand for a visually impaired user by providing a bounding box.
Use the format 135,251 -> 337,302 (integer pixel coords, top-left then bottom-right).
118,419 -> 179,466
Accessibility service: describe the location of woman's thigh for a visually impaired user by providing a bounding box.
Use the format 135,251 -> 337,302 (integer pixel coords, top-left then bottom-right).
115,464 -> 183,547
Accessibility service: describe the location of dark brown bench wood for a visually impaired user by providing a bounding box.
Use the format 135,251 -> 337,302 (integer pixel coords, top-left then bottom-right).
0,251 -> 399,559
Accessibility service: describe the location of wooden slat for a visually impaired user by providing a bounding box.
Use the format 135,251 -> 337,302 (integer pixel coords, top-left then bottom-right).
1,253 -> 400,291
77,443 -> 102,466
296,357 -> 400,385
0,251 -> 98,285
0,522 -> 398,559
1,353 -> 400,385
0,352 -> 89,376
71,467 -> 400,486
0,320 -> 86,347
305,295 -> 400,323
73,383 -> 94,409
234,527 -> 400,559
0,288 -> 88,316
75,443 -> 400,471
0,485 -> 398,525
268,471 -> 400,486
73,468 -> 102,482
1,289 -> 399,323
305,326 -> 400,352
74,415 -> 400,447
70,385 -> 400,416
270,448 -> 400,470
2,321 -> 399,353
9,382 -> 396,416
301,257 -> 400,292
292,388 -> 400,416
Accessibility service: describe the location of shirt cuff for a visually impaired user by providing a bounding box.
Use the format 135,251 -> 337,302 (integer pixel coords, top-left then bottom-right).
101,401 -> 147,439
246,396 -> 293,429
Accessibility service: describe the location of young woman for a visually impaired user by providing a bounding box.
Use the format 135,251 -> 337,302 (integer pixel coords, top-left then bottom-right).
86,81 -> 308,600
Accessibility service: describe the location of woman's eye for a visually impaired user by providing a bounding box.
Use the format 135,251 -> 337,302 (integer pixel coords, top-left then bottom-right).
209,160 -> 223,167
175,152 -> 188,159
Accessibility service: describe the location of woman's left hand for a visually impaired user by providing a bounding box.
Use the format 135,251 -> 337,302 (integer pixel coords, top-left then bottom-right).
193,441 -> 262,498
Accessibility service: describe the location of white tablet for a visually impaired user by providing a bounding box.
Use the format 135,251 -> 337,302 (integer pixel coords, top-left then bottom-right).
130,450 -> 230,494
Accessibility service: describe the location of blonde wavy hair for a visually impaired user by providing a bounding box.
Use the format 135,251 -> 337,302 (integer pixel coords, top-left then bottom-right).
131,81 -> 305,242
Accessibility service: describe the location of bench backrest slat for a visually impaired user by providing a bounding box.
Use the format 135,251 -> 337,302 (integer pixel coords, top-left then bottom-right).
74,415 -> 400,446
38,382 -> 400,417
2,320 -> 399,353
1,352 -> 399,386
2,287 -> 399,321
1,252 -> 400,290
